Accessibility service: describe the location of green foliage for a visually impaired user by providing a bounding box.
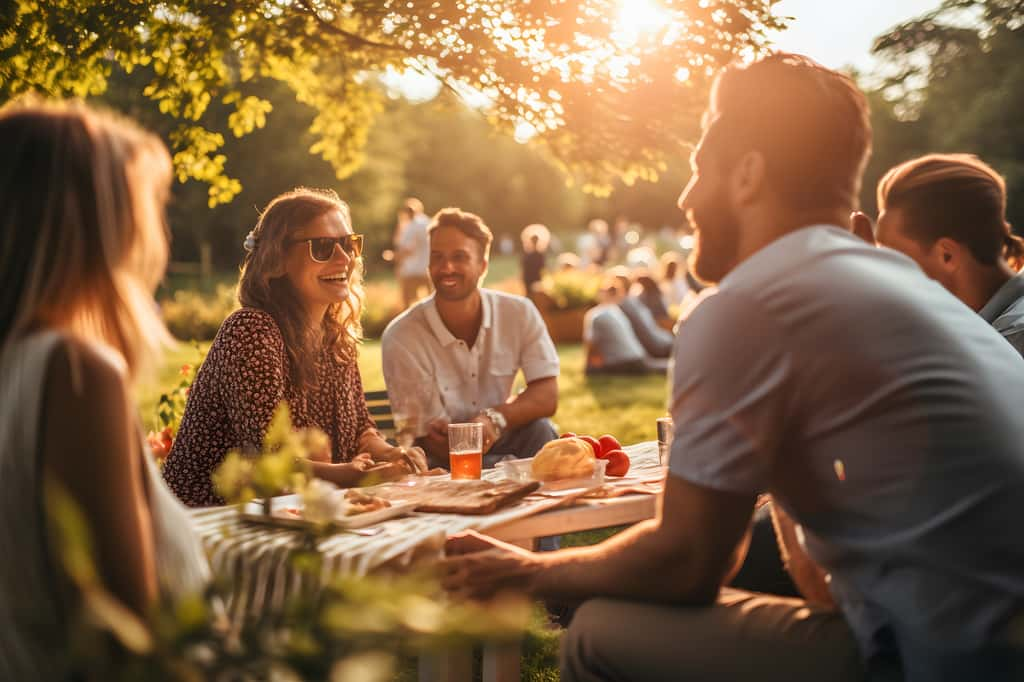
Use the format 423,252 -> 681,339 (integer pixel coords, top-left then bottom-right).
212,402 -> 320,504
361,281 -> 404,339
154,343 -> 204,436
536,270 -> 602,311
864,0 -> 1024,229
45,398 -> 533,680
2,0 -> 785,204
161,283 -> 238,341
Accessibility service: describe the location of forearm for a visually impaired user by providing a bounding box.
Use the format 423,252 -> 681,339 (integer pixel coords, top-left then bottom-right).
530,520 -> 720,606
496,377 -> 557,429
770,504 -> 835,607
309,461 -> 363,488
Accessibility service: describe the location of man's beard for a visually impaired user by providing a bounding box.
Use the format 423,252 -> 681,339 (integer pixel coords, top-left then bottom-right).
431,274 -> 473,301
688,204 -> 741,286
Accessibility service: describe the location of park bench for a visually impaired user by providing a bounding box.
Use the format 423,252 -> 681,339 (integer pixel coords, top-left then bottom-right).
364,389 -> 395,442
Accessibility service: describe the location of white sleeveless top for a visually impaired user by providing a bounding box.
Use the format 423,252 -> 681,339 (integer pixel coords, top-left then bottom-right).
0,332 -> 211,680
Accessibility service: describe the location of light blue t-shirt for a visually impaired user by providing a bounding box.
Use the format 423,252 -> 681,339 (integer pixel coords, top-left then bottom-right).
979,271 -> 1024,358
669,226 -> 1024,681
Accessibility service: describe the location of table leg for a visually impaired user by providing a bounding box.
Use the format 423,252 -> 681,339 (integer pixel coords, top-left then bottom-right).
418,647 -> 472,682
482,640 -> 522,682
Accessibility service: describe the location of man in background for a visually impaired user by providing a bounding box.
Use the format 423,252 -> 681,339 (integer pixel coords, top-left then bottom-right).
871,153 -> 1024,356
382,207 -> 560,470
395,197 -> 432,309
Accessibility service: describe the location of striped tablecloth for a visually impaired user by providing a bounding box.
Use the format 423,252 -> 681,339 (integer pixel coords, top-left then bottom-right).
188,441 -> 662,618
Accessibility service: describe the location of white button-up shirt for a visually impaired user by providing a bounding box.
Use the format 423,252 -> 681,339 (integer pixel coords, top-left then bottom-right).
381,290 -> 559,427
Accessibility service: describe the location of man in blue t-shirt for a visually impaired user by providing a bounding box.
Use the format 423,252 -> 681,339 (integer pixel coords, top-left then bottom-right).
441,53 -> 1024,682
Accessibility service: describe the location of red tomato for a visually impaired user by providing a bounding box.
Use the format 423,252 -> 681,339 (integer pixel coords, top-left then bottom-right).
597,434 -> 622,457
579,435 -> 601,458
604,450 -> 630,477
559,432 -> 577,439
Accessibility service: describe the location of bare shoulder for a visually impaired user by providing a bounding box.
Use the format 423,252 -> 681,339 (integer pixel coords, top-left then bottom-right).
40,336 -> 136,481
44,336 -> 129,412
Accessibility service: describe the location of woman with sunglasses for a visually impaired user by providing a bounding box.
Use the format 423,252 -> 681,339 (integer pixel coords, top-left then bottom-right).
163,187 -> 426,507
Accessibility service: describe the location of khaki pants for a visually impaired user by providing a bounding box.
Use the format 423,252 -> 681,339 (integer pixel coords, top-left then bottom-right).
561,588 -> 871,682
400,274 -> 432,309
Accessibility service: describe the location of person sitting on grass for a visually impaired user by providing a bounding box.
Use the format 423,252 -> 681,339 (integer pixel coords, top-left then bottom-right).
583,278 -> 670,375
609,268 -> 675,359
871,153 -> 1024,357
163,188 -> 426,507
0,100 -> 210,680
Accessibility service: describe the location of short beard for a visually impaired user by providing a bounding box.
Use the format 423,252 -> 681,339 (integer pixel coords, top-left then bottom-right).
689,209 -> 741,285
430,275 -> 473,301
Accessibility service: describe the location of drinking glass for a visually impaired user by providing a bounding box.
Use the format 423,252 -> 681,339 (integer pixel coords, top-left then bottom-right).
448,422 -> 483,480
656,416 -> 674,467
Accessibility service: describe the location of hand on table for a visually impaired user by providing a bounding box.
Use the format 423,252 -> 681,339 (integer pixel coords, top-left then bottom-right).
376,445 -> 429,474
441,530 -> 543,601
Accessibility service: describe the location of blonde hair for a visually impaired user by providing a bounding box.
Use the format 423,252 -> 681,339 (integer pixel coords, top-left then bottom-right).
238,188 -> 364,387
878,153 -> 1024,271
0,99 -> 173,381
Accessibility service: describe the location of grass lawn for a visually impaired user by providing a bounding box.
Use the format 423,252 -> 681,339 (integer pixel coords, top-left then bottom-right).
138,340 -> 670,445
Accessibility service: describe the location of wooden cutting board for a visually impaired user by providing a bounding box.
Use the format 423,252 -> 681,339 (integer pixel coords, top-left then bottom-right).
366,479 -> 541,515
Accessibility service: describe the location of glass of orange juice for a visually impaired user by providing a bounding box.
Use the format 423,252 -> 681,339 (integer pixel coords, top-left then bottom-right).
448,422 -> 483,480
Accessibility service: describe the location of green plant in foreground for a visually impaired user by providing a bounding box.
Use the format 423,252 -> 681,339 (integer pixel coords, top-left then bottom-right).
46,400 -> 533,680
212,401 -> 319,512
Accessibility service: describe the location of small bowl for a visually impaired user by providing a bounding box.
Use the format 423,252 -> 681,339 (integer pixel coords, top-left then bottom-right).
497,457 -> 607,491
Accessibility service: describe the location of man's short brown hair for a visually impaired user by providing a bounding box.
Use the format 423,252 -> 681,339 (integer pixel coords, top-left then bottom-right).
707,53 -> 872,213
428,207 -> 493,258
878,153 -> 1023,269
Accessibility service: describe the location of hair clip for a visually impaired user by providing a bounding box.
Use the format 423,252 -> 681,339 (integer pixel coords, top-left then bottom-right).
243,230 -> 258,253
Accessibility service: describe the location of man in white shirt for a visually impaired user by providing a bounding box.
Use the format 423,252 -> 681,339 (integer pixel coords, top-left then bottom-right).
395,197 -> 432,309
441,54 -> 1024,682
382,207 -> 560,469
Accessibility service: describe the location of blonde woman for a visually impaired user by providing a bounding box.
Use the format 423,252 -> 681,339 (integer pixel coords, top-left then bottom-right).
0,101 -> 209,679
163,188 -> 425,507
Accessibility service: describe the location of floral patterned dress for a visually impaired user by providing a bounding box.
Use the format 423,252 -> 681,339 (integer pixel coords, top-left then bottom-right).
162,308 -> 376,506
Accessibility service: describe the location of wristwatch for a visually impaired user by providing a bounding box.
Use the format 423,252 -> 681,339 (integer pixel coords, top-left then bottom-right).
482,407 -> 507,438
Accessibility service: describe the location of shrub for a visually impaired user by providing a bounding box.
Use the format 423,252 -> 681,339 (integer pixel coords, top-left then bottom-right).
161,283 -> 238,341
361,281 -> 403,338
536,270 -> 601,311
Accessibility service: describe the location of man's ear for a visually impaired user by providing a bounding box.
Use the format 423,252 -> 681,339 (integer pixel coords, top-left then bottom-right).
850,211 -> 876,245
933,237 -> 963,274
730,150 -> 766,206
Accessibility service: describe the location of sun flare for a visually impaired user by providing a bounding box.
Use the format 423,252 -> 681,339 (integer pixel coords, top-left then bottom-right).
614,0 -> 671,44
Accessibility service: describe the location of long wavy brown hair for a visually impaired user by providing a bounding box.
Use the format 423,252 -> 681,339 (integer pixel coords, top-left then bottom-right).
238,188 -> 364,387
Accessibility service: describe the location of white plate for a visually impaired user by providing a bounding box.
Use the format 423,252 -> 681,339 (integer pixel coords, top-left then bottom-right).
240,493 -> 418,530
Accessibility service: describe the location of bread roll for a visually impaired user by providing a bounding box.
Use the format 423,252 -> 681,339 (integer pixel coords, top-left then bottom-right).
531,437 -> 596,481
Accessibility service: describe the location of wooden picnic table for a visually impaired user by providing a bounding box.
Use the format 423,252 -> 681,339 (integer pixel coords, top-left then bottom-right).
187,441 -> 663,681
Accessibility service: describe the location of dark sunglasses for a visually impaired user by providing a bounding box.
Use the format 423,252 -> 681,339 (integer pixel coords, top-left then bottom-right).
290,234 -> 364,262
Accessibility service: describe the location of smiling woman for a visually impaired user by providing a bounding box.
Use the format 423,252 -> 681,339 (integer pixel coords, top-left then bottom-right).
162,188 -> 428,507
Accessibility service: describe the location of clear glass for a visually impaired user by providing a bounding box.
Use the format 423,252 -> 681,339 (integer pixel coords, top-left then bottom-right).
448,422 -> 483,480
389,380 -> 431,453
657,416 -> 674,467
